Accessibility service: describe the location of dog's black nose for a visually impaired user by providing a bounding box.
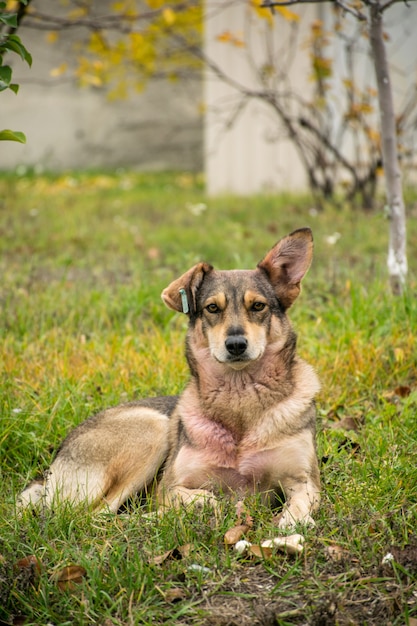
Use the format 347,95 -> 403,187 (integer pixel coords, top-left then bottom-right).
225,336 -> 248,357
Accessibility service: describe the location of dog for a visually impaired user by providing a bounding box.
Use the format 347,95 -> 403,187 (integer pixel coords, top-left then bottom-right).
19,227 -> 321,528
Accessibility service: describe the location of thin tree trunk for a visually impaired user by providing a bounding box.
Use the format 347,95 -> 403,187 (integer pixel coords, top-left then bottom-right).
369,1 -> 407,295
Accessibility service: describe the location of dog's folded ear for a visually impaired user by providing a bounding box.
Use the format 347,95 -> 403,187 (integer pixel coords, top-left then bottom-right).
161,262 -> 213,314
257,227 -> 313,309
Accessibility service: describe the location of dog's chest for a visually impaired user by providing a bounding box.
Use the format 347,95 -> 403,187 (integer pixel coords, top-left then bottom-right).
177,405 -> 276,479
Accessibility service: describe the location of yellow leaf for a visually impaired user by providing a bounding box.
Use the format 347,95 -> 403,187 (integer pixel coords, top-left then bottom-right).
46,31 -> 59,44
358,102 -> 374,115
216,30 -> 245,47
50,63 -> 68,78
163,7 -> 176,25
217,30 -> 232,43
68,6 -> 88,19
366,128 -> 380,144
276,6 -> 300,22
251,0 -> 273,25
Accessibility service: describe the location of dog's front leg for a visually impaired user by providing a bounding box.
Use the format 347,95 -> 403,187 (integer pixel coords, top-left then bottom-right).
159,484 -> 218,510
277,476 -> 320,528
158,432 -> 220,511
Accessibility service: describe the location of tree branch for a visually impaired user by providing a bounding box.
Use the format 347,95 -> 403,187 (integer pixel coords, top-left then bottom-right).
24,2 -> 199,33
261,0 -> 367,20
379,0 -> 409,12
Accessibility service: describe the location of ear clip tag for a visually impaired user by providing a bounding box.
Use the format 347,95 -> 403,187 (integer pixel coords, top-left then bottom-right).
179,288 -> 189,314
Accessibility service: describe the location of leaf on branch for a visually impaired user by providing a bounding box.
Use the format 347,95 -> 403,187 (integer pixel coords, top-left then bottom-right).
0,129 -> 26,143
46,31 -> 59,44
0,65 -> 12,91
68,5 -> 88,19
3,35 -> 32,66
276,6 -> 300,22
0,12 -> 18,27
163,7 -> 176,25
251,0 -> 273,26
311,55 -> 332,81
216,30 -> 245,48
50,63 -> 68,78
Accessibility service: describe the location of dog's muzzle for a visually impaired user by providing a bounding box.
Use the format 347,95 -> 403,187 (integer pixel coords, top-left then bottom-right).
225,335 -> 248,358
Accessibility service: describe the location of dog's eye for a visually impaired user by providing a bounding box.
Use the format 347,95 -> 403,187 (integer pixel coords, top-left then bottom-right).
251,302 -> 266,312
206,303 -> 220,314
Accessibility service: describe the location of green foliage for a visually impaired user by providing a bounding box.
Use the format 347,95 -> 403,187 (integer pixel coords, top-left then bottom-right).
0,171 -> 417,624
0,0 -> 32,142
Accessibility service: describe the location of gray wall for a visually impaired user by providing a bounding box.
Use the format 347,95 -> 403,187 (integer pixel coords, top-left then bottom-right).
1,2 -> 202,172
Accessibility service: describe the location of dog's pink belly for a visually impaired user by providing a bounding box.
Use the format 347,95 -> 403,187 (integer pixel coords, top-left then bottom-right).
174,445 -> 275,494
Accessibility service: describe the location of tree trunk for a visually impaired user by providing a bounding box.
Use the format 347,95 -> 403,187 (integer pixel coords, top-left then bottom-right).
369,1 -> 407,295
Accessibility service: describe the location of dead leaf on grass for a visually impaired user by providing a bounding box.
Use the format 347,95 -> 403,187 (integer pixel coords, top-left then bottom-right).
330,416 -> 362,432
163,587 -> 187,603
149,544 -> 191,565
53,564 -> 87,591
14,555 -> 42,584
337,439 -> 361,455
394,385 -> 412,398
235,500 -> 254,527
325,543 -> 349,562
224,524 -> 250,545
382,385 -> 413,401
249,544 -> 273,559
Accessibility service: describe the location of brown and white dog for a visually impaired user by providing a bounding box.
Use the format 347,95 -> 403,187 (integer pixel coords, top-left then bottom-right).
19,228 -> 321,528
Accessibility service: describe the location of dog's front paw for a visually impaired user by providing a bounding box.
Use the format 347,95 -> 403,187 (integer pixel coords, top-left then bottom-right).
277,509 -> 316,530
162,486 -> 218,511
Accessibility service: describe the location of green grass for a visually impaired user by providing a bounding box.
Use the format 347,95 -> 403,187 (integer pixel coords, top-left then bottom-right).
1,170 -> 417,625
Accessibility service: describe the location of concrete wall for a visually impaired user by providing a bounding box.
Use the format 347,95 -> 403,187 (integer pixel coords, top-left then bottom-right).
204,2 -> 315,194
1,1 -> 416,193
203,1 -> 417,195
0,1 -> 202,172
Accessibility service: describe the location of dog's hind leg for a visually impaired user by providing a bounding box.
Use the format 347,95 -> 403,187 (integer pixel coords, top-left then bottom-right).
17,479 -> 46,510
18,407 -> 170,512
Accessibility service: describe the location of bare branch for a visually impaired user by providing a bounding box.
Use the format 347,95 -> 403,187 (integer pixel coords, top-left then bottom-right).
333,0 -> 367,20
380,0 -> 412,12
261,0 -> 368,20
24,2 -> 199,33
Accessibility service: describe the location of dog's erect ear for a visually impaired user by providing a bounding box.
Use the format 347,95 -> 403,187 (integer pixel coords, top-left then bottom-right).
161,262 -> 213,315
257,228 -> 313,309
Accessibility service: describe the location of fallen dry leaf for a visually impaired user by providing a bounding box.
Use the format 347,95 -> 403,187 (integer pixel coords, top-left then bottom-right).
224,524 -> 249,545
325,543 -> 349,562
329,416 -> 362,432
234,500 -> 254,527
394,385 -> 411,398
149,549 -> 174,566
163,587 -> 187,603
14,555 -> 42,584
149,544 -> 191,565
53,564 -> 87,591
249,544 -> 273,559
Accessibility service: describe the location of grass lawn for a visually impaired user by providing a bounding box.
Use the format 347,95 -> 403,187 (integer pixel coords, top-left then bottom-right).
1,170 -> 417,625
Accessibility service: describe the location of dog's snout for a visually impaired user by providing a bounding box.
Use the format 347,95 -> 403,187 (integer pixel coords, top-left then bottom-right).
225,336 -> 248,357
